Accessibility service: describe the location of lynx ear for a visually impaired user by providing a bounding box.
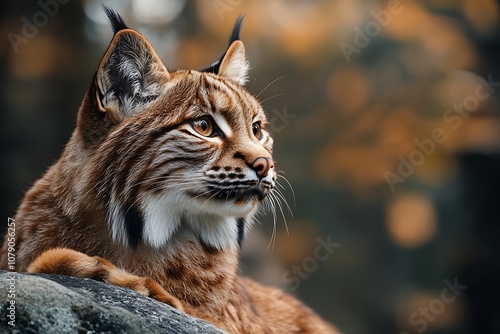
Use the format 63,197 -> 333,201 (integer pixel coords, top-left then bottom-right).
201,15 -> 249,85
218,40 -> 249,85
96,8 -> 169,117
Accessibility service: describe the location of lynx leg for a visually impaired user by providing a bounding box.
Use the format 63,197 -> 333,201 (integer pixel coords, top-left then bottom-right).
27,248 -> 183,310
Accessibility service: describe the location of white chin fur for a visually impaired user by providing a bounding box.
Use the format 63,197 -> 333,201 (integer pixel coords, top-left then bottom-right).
193,196 -> 256,217
139,192 -> 256,250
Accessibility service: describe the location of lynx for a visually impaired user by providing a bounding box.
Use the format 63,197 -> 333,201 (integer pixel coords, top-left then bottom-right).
1,7 -> 338,333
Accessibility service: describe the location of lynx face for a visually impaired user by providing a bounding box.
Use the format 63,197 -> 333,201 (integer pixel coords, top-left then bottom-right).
82,11 -> 277,250
177,76 -> 276,217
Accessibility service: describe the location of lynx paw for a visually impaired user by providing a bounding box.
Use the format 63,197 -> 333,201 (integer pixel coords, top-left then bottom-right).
27,248 -> 183,311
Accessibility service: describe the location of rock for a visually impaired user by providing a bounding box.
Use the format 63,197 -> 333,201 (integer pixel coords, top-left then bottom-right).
0,270 -> 225,334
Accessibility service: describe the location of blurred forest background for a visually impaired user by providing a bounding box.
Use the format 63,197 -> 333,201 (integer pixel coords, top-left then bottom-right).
1,0 -> 500,333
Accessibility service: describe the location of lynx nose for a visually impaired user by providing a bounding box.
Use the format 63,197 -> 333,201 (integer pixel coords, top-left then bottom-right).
252,157 -> 274,178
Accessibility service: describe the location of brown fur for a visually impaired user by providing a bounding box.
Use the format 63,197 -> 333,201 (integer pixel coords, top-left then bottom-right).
1,11 -> 339,334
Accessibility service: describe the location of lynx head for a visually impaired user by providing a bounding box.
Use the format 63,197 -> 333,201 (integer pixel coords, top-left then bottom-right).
77,8 -> 279,251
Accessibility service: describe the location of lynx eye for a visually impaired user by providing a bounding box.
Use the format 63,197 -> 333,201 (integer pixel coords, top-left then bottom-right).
191,117 -> 215,137
252,122 -> 263,140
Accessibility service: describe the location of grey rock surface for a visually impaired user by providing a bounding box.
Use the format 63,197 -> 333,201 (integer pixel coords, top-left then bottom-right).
0,270 -> 225,333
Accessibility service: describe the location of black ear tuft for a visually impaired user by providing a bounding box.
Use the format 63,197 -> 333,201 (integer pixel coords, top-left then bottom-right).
201,15 -> 244,74
102,5 -> 129,34
229,15 -> 244,45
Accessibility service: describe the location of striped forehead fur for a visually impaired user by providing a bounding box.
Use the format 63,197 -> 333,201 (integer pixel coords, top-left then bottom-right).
202,75 -> 263,125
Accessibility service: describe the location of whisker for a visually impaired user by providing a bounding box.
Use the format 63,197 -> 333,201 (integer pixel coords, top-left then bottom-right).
273,187 -> 293,217
249,71 -> 259,92
272,191 -> 289,236
260,93 -> 286,105
266,194 -> 278,252
277,173 -> 296,210
267,194 -> 278,251
256,76 -> 285,99
199,188 -> 225,208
